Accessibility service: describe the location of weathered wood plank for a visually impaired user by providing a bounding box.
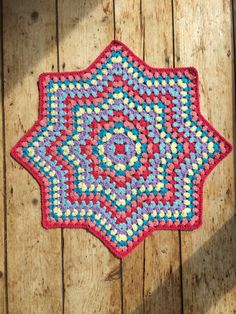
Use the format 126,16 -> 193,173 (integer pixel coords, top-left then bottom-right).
142,2 -> 182,313
114,1 -> 144,313
4,1 -> 62,313
174,1 -> 236,313
0,0 -> 6,310
234,0 -> 236,93
57,1 -> 122,313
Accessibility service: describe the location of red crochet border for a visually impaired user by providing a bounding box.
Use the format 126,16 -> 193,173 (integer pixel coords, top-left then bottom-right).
10,39 -> 232,259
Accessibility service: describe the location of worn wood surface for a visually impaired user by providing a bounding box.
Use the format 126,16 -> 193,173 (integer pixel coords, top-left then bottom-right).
57,1 -> 121,313
1,0 -> 235,313
3,1 -> 62,313
174,1 -> 236,313
0,1 -> 6,312
114,1 -> 144,313
142,2 -> 182,314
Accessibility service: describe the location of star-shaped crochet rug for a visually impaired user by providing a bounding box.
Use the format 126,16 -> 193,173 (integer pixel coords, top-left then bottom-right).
11,40 -> 232,258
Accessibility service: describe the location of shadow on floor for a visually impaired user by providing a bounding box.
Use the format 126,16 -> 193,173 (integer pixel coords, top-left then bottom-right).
2,0 -> 104,96
3,2 -> 236,314
133,215 -> 236,314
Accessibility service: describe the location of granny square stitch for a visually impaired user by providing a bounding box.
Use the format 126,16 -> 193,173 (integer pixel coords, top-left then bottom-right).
11,40 -> 232,258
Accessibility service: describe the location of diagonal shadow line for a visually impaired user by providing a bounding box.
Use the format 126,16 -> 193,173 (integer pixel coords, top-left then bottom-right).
3,0 -> 102,97
132,215 -> 236,314
3,1 -> 236,313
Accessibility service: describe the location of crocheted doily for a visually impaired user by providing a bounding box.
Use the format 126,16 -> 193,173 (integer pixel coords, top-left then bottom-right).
11,40 -> 232,258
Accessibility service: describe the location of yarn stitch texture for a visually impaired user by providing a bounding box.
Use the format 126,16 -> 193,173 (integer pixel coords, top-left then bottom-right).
11,40 -> 232,258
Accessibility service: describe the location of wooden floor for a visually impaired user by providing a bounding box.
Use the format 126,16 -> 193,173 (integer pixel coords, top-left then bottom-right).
0,0 -> 235,313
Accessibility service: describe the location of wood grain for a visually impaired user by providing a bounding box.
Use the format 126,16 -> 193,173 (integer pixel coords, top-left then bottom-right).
174,0 -> 236,313
3,1 -> 62,313
0,0 -> 6,310
114,1 -> 144,313
1,0 -> 235,312
234,0 -> 236,71
57,1 -> 121,313
142,2 -> 182,313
